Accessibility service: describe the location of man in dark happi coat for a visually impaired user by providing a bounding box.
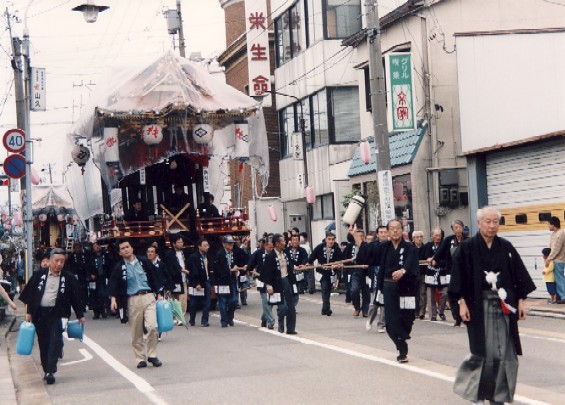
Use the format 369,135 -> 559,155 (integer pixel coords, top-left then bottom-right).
19,249 -> 85,384
343,226 -> 372,317
285,234 -> 309,305
263,233 -> 298,334
248,238 -> 275,329
449,207 -> 535,404
308,232 -> 343,316
376,219 -> 419,363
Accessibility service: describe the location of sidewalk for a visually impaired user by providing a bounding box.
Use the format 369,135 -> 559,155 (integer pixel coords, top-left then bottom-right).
0,297 -> 563,404
0,312 -> 17,404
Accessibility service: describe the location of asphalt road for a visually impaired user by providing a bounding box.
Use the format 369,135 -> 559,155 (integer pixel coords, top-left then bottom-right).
6,291 -> 565,405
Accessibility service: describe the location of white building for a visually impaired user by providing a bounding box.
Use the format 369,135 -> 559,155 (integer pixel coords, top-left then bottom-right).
348,0 -> 565,294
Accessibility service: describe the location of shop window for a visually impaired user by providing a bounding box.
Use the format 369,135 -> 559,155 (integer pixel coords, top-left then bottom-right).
515,214 -> 528,224
325,0 -> 362,39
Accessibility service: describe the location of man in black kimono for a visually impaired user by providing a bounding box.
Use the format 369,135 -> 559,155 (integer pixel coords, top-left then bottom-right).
263,233 -> 298,334
187,239 -> 211,327
285,234 -> 309,304
211,235 -> 239,327
308,232 -> 343,316
19,249 -> 85,384
449,206 -> 535,404
376,219 -> 419,363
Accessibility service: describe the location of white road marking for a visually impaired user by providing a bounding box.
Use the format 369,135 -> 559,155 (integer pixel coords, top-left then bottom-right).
60,348 -> 93,366
253,324 -> 550,405
81,335 -> 169,405
520,333 -> 565,344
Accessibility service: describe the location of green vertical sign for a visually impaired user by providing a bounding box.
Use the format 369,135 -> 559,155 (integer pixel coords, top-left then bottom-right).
386,53 -> 415,131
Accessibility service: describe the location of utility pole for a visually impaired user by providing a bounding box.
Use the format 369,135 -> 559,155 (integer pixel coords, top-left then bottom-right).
366,1 -> 393,227
176,0 -> 186,57
7,7 -> 34,278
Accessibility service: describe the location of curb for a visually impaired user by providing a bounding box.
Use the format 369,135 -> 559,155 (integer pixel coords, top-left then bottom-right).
0,315 -> 18,405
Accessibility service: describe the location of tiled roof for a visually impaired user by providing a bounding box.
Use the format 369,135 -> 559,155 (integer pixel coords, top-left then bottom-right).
348,120 -> 428,177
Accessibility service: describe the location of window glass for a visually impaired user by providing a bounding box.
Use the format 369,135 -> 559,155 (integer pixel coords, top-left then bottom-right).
307,0 -> 323,45
322,194 -> 334,219
291,1 -> 305,57
331,87 -> 360,142
300,97 -> 311,149
275,18 -> 283,67
313,197 -> 323,220
312,89 -> 329,146
325,0 -> 362,39
279,106 -> 295,158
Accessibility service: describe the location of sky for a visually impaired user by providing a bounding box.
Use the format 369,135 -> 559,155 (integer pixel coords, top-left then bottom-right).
0,0 -> 226,186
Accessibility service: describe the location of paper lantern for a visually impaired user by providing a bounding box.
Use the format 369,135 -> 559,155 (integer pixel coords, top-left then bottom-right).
142,124 -> 164,145
192,123 -> 213,144
103,127 -> 120,161
38,213 -> 47,222
14,212 -> 23,227
31,167 -> 40,185
57,213 -> 65,222
234,121 -> 250,159
360,140 -> 371,165
342,195 -> 365,226
72,145 -> 90,167
268,204 -> 278,222
305,186 -> 315,204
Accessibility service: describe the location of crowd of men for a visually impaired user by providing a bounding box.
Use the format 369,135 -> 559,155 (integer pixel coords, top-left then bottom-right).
14,206 -> 538,404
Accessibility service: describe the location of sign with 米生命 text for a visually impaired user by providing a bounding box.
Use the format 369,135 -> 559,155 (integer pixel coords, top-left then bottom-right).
245,0 -> 271,107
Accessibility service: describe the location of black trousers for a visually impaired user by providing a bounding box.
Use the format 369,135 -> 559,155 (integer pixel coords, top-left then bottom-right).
34,307 -> 63,374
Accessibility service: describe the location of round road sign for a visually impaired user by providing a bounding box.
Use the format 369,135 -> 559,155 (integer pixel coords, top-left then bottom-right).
3,154 -> 26,179
3,129 -> 26,153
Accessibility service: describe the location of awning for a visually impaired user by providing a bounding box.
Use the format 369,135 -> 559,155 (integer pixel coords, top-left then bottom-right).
348,120 -> 428,177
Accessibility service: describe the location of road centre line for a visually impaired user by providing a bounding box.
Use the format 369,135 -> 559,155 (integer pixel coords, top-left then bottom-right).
82,335 -> 169,405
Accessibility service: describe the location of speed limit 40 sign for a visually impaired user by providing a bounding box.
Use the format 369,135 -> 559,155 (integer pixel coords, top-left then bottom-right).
3,129 -> 26,153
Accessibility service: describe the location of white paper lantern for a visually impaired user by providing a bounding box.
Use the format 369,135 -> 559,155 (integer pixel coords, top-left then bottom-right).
72,145 -> 91,167
57,213 -> 65,222
39,213 -> 48,222
103,127 -> 120,161
234,121 -> 250,159
142,124 -> 164,145
192,123 -> 213,144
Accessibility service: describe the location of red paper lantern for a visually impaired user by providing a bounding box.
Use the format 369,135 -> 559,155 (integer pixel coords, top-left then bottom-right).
305,186 -> 315,204
360,140 -> 371,165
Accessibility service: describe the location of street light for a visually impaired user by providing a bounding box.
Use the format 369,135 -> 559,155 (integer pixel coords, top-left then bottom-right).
72,1 -> 109,23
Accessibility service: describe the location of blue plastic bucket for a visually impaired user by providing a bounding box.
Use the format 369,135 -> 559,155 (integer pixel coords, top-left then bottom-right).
156,300 -> 174,333
67,320 -> 84,341
16,321 -> 35,355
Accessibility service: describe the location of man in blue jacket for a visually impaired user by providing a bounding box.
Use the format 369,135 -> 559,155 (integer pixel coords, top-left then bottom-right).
109,239 -> 164,369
